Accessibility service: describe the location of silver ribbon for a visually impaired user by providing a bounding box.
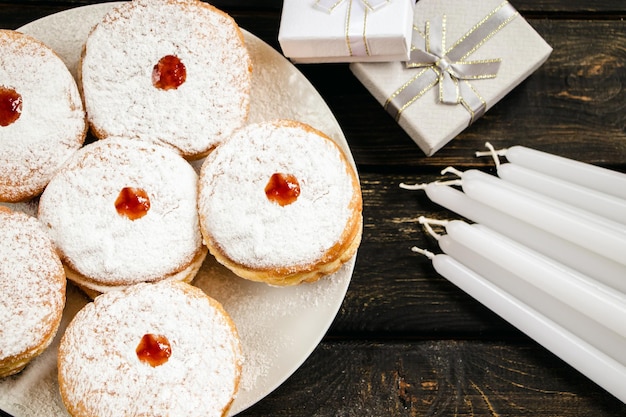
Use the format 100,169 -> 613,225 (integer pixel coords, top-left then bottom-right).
385,1 -> 518,123
314,0 -> 390,56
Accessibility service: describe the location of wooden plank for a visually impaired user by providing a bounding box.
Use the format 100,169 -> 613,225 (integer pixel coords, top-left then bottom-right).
0,5 -> 64,28
238,340 -> 626,416
329,171 -> 527,336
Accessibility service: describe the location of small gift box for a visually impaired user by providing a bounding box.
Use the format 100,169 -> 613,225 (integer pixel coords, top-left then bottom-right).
350,0 -> 553,156
278,0 -> 415,63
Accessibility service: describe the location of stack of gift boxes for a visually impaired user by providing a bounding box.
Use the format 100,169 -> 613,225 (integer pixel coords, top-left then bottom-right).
278,0 -> 552,156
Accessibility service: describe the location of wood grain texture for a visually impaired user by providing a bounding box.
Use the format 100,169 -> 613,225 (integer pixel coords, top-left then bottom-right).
331,172 -> 524,337
239,341 -> 626,416
0,1 -> 624,415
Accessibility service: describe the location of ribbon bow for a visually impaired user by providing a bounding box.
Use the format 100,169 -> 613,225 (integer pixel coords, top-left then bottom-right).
314,0 -> 390,56
386,1 -> 518,123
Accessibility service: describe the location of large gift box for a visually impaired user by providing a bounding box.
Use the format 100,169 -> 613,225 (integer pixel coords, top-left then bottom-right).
278,0 -> 415,63
350,0 -> 553,156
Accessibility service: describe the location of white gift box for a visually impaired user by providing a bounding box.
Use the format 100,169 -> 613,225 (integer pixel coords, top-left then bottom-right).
278,0 -> 415,63
350,0 -> 553,156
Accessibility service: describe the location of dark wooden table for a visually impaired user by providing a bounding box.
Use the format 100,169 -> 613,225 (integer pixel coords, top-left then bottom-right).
2,1 -> 625,416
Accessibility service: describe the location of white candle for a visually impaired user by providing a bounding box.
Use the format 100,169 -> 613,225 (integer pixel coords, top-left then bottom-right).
435,235 -> 626,365
505,145 -> 626,200
425,251 -> 626,403
460,169 -> 626,267
439,220 -> 626,340
424,183 -> 626,293
497,163 -> 626,225
438,233 -> 626,365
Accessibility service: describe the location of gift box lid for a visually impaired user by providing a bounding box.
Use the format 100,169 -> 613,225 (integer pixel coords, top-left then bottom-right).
278,0 -> 415,63
350,0 -> 553,155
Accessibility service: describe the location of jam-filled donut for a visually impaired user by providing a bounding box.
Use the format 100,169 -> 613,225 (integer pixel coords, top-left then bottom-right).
0,29 -> 86,203
80,0 -> 252,160
0,206 -> 66,378
58,280 -> 242,417
38,137 -> 207,297
198,119 -> 363,286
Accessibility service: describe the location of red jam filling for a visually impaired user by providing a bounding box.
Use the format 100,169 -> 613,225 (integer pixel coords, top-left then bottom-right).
136,334 -> 172,367
0,87 -> 22,127
115,187 -> 150,220
152,55 -> 186,90
265,173 -> 301,206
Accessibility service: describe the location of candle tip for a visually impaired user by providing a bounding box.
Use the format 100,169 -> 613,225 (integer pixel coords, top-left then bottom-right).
399,182 -> 427,190
401,179 -> 463,190
418,216 -> 448,240
475,142 -> 507,169
441,166 -> 464,178
411,246 -> 436,259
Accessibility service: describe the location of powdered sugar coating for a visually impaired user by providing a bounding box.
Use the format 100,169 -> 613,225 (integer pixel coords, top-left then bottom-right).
58,281 -> 242,417
81,0 -> 252,159
198,120 -> 359,270
0,4 -> 357,414
0,30 -> 85,202
0,208 -> 65,367
38,137 -> 203,288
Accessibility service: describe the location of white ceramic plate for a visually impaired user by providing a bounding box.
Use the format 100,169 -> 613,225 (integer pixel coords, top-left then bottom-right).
0,3 -> 357,416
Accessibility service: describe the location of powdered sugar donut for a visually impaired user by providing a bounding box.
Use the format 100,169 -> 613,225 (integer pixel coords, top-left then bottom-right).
80,0 -> 252,160
0,29 -> 86,203
58,280 -> 242,417
38,137 -> 207,297
198,119 -> 363,286
0,206 -> 65,378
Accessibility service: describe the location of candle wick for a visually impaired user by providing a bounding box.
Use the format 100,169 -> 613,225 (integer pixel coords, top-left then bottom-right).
418,216 -> 448,240
441,166 -> 464,178
411,246 -> 436,260
399,178 -> 463,190
399,182 -> 428,190
475,142 -> 507,169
